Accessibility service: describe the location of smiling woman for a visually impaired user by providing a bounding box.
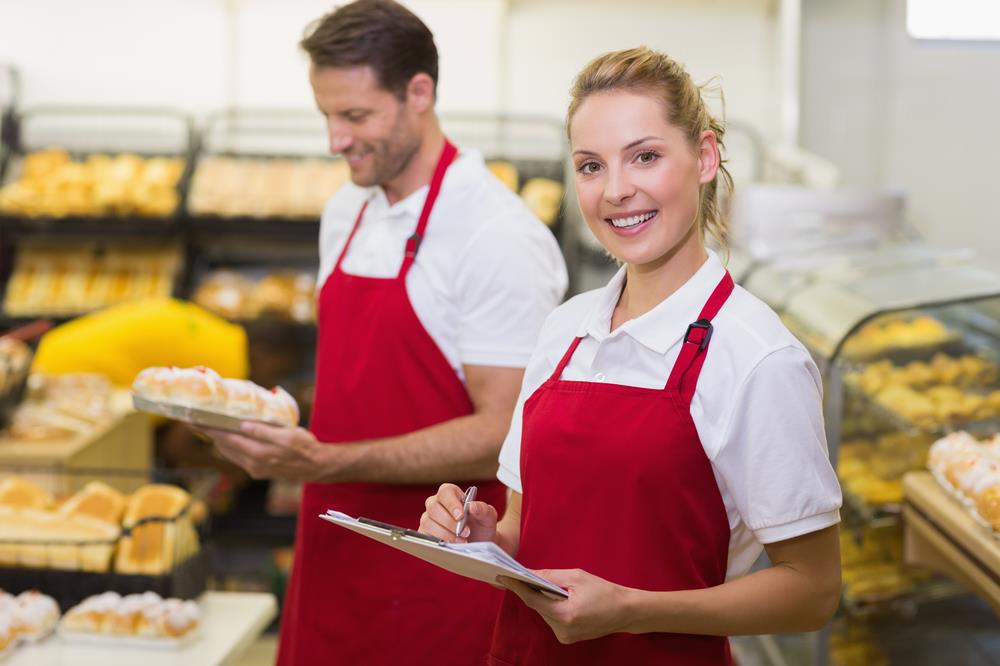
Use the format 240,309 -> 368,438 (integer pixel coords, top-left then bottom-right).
421,46 -> 842,665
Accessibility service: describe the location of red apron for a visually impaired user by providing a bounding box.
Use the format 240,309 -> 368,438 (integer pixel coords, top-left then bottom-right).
278,140 -> 506,665
488,273 -> 736,665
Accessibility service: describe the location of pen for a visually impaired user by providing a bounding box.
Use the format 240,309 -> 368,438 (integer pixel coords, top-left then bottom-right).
454,485 -> 477,538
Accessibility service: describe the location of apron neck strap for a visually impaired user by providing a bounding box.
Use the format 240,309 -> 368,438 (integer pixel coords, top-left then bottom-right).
332,139 -> 458,278
548,336 -> 584,382
399,139 -> 458,279
664,271 -> 735,404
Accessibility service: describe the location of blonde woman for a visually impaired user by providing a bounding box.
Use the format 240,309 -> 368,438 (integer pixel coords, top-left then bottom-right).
421,47 -> 842,664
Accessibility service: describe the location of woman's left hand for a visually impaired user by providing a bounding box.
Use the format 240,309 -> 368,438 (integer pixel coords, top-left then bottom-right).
498,569 -> 636,644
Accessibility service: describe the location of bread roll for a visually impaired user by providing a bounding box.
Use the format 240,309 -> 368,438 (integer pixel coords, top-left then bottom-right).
0,478 -> 53,510
115,485 -> 199,575
61,592 -> 122,633
13,591 -> 60,640
58,481 -> 127,525
0,507 -> 118,571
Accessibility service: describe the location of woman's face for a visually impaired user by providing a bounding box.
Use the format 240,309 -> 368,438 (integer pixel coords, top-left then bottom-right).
570,90 -> 718,270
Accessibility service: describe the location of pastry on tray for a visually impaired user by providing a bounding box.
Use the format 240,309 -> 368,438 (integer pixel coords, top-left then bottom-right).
62,591 -> 200,641
132,365 -> 299,428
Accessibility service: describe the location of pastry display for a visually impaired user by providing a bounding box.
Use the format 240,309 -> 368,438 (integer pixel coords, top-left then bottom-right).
841,315 -> 955,361
927,431 -> 1000,531
132,365 -> 300,427
1,373 -> 114,442
61,591 -> 200,642
848,353 -> 999,395
188,156 -> 349,219
519,177 -> 563,226
0,149 -> 183,218
837,434 -> 933,508
3,244 -> 180,317
115,484 -> 200,576
193,270 -> 316,323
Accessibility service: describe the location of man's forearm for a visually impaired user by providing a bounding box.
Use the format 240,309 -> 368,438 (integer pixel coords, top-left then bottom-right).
314,411 -> 506,484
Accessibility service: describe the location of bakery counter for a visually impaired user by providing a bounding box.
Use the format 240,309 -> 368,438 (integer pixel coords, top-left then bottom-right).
902,471 -> 1000,616
9,591 -> 277,666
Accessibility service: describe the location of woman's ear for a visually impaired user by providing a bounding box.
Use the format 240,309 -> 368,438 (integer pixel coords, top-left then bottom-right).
697,130 -> 720,185
406,73 -> 436,113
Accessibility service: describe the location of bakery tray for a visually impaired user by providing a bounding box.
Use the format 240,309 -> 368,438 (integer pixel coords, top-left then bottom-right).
132,394 -> 283,433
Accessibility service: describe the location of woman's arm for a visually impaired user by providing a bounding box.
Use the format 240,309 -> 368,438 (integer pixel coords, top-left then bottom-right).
500,525 -> 841,644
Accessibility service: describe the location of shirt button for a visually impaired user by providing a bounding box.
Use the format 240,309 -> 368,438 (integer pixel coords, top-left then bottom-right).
594,372 -> 606,382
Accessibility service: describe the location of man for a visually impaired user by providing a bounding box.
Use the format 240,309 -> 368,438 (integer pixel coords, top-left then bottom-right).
206,1 -> 567,663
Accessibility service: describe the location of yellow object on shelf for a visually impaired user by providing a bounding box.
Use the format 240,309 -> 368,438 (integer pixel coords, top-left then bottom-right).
487,161 -> 519,192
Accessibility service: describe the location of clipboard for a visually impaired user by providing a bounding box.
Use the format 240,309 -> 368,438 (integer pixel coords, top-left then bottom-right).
318,510 -> 569,598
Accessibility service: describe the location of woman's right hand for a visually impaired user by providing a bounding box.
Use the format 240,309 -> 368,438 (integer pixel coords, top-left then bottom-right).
420,483 -> 498,544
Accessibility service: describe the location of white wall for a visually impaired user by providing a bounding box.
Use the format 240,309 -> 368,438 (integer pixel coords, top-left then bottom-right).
0,0 -> 781,134
801,0 -> 1000,263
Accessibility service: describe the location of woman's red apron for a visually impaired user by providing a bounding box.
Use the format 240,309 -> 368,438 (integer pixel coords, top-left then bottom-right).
488,272 -> 736,665
278,140 -> 506,665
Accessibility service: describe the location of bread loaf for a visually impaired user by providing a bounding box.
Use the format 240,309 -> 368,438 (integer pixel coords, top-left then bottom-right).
115,484 -> 199,575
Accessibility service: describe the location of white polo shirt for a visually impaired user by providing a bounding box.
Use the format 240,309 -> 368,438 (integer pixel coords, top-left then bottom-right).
318,148 -> 568,376
497,250 -> 842,580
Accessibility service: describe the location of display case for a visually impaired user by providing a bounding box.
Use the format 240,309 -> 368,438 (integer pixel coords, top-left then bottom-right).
763,248 -> 1000,665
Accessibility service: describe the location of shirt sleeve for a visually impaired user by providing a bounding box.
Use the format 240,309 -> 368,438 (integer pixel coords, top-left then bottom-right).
454,215 -> 568,368
710,346 -> 842,544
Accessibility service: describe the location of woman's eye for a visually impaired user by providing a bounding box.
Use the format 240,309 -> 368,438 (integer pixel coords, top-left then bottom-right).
636,150 -> 659,164
577,162 -> 601,175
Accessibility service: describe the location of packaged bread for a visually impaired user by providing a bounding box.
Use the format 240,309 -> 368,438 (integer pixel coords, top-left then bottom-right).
58,481 -> 127,525
0,506 -> 119,571
0,478 -> 53,510
132,365 -> 300,428
115,484 -> 200,575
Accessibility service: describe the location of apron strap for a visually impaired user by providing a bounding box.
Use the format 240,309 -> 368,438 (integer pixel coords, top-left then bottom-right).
333,201 -> 369,273
547,336 -> 584,382
664,272 -> 735,405
399,139 -> 458,279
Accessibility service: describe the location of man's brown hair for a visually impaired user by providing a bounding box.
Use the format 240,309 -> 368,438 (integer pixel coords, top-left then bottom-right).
301,0 -> 439,100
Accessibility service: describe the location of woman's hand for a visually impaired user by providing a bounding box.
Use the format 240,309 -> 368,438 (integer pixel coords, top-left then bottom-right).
499,569 -> 636,644
419,483 -> 498,543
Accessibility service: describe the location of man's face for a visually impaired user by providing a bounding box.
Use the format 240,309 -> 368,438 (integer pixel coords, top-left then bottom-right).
310,65 -> 422,188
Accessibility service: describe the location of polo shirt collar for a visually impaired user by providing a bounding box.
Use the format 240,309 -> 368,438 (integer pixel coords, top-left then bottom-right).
577,250 -> 728,355
364,147 -> 484,219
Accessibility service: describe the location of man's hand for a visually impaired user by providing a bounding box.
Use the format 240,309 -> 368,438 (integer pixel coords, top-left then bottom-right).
202,422 -> 351,481
499,569 -> 635,644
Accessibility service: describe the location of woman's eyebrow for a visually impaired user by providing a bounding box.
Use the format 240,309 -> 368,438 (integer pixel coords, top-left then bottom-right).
571,136 -> 664,157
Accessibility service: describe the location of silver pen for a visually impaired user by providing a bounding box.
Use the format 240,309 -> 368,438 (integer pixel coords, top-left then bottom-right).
454,485 -> 478,538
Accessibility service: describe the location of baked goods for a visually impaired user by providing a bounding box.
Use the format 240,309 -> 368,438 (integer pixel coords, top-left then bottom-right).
0,150 -> 182,218
487,161 -> 519,192
927,431 -> 1000,531
2,373 -> 115,443
3,244 -> 180,317
188,156 -> 349,219
115,484 -> 199,575
841,315 -> 954,360
58,481 -> 127,525
0,338 -> 31,396
0,506 -> 119,571
62,592 -> 200,641
132,366 -> 300,427
519,178 -> 563,226
194,270 -> 316,323
0,590 -> 60,653
0,477 -> 52,510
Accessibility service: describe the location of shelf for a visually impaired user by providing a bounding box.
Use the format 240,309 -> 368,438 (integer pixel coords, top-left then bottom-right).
902,471 -> 1000,616
0,213 -> 181,239
187,215 -> 319,242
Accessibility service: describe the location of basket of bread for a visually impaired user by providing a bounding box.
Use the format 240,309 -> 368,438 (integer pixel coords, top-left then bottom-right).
131,365 -> 300,432
0,474 -> 209,613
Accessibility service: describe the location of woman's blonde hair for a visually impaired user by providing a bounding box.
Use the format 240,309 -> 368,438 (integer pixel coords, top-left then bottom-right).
567,46 -> 733,252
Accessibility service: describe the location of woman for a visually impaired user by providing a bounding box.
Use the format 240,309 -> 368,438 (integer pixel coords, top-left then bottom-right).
420,47 -> 842,665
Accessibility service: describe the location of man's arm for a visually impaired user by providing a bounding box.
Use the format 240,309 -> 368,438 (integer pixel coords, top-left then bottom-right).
206,363 -> 522,484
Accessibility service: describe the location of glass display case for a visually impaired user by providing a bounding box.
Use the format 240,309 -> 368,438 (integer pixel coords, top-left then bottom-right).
756,245 -> 1000,665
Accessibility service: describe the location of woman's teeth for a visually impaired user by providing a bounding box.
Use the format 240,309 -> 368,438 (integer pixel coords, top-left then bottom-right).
609,211 -> 656,228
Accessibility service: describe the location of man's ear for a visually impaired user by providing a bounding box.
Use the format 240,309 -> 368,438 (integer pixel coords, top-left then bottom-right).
406,73 -> 436,113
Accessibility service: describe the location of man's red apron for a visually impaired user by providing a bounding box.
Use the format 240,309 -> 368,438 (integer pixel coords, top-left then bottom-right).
488,273 -> 736,665
278,140 -> 506,665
